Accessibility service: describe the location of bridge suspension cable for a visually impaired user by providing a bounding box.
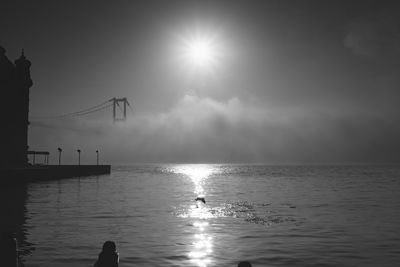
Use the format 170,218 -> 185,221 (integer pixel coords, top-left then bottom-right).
30,97 -> 133,122
60,103 -> 114,118
30,100 -> 114,120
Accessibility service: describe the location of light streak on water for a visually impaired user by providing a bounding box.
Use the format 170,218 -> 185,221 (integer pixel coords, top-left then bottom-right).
171,164 -> 216,267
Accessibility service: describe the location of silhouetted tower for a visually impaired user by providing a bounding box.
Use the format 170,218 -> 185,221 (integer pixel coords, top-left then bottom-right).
0,47 -> 32,168
15,50 -> 33,166
111,97 -> 128,122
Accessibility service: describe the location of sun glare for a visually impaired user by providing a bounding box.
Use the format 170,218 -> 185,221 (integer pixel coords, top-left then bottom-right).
185,37 -> 215,67
177,31 -> 222,74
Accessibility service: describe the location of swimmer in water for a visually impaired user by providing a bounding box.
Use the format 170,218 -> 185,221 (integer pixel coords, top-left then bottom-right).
195,197 -> 206,208
195,197 -> 206,204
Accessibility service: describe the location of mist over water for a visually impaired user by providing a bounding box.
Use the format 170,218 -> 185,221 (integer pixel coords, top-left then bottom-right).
9,164 -> 400,267
29,94 -> 400,165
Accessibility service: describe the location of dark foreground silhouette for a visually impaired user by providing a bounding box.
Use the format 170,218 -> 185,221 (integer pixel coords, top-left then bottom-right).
0,232 -> 18,267
2,235 -> 251,267
92,240 -> 251,267
94,241 -> 119,267
238,261 -> 252,267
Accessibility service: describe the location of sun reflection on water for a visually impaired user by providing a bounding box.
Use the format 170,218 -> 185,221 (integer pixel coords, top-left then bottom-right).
173,164 -> 215,197
171,164 -> 216,267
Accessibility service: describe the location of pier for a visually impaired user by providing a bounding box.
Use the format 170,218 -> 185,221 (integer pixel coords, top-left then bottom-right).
0,165 -> 111,183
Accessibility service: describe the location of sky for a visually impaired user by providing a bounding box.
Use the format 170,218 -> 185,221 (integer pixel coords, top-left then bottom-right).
1,0 -> 400,164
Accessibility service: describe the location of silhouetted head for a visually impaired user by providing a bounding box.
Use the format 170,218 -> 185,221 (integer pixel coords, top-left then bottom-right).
97,241 -> 118,267
195,197 -> 206,204
238,261 -> 252,267
0,46 -> 5,55
102,241 -> 116,253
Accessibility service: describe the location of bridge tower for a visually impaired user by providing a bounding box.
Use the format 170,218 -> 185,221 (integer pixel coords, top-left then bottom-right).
110,97 -> 128,122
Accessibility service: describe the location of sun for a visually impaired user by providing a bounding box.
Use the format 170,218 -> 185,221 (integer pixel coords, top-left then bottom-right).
177,32 -> 221,74
184,37 -> 215,67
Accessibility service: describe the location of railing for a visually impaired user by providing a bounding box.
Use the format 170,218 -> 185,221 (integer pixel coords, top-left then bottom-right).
27,151 -> 49,165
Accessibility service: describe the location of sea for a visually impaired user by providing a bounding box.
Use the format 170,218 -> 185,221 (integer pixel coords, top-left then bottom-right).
2,164 -> 400,267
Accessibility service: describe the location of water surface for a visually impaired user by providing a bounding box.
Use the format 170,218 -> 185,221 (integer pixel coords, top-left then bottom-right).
6,164 -> 400,266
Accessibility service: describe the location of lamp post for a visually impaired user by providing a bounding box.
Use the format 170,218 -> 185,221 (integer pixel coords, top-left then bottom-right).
96,150 -> 99,165
57,148 -> 62,166
77,149 -> 81,166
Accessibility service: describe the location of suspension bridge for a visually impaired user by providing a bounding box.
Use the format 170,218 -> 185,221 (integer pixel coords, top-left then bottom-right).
30,97 -> 133,122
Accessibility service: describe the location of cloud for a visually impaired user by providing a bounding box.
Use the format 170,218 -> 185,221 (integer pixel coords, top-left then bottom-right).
29,95 -> 400,164
344,13 -> 400,60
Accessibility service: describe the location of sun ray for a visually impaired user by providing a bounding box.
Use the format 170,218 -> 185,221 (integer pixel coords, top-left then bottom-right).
176,30 -> 222,76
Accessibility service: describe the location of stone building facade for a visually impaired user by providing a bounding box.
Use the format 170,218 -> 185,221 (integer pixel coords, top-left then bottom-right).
0,46 -> 32,168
